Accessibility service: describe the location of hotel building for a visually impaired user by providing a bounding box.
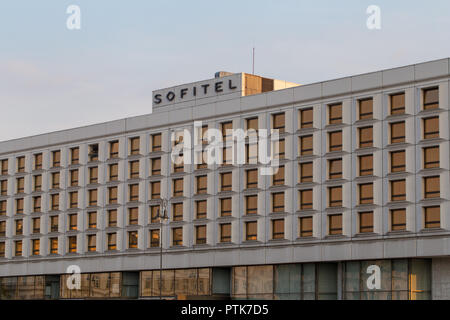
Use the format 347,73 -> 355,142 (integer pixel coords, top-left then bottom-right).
1,59 -> 450,299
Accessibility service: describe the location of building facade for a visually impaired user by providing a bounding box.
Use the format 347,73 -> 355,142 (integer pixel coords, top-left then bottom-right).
1,59 -> 450,299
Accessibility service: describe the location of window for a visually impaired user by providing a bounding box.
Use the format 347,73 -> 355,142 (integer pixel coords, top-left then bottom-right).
173,178 -> 183,197
299,162 -> 313,183
300,135 -> 313,155
87,235 -> 96,252
391,209 -> 406,231
359,126 -> 373,148
15,240 -> 22,256
109,141 -> 119,158
0,200 -> 6,215
50,194 -> 59,211
220,223 -> 231,243
88,189 -> 98,207
33,174 -> 42,191
109,164 -> 118,181
15,219 -> 23,235
128,231 -> 138,249
150,229 -> 160,247
0,242 -> 5,257
246,143 -> 258,164
16,198 -> 24,214
129,184 -> 139,202
0,159 -> 8,175
390,92 -> 405,115
68,214 -> 77,230
390,122 -> 405,144
246,117 -> 258,132
300,108 -> 313,128
68,236 -> 77,253
0,221 -> 6,236
423,117 -> 439,139
329,186 -> 342,207
69,191 -> 78,208
151,158 -> 161,175
149,205 -> 159,224
70,147 -> 79,165
17,156 -> 25,173
329,131 -> 342,152
299,189 -> 313,210
273,165 -> 284,186
246,195 -> 258,215
221,121 -> 233,141
130,137 -> 140,155
196,176 -> 207,194
108,186 -> 118,204
33,196 -> 41,212
88,212 -> 97,229
245,221 -> 257,241
359,98 -> 373,120
200,125 -> 209,144
197,149 -> 208,169
0,180 -> 7,196
108,210 -> 117,227
329,158 -> 342,180
423,146 -> 439,169
222,147 -> 232,166
359,155 -> 373,176
390,150 -> 406,173
273,113 -> 285,133
16,177 -> 24,193
32,239 -> 40,255
272,219 -> 284,240
220,172 -> 232,192
70,169 -> 78,186
129,207 -> 139,225
246,169 -> 258,189
172,203 -> 183,221
89,167 -> 98,184
50,216 -> 59,232
34,153 -> 42,170
88,144 -> 99,162
328,214 -> 342,235
391,180 -> 406,201
328,103 -> 342,124
423,87 -> 439,110
299,217 -> 313,237
107,233 -> 117,250
151,133 -> 162,152
220,198 -> 232,217
196,200 -> 207,219
172,227 -> 183,246
424,206 -> 440,229
129,161 -> 140,179
52,151 -> 60,167
195,225 -> 207,244
272,192 -> 284,213
151,181 -> 161,199
359,183 -> 373,204
173,153 -> 184,172
424,176 -> 439,199
274,139 -> 285,159
51,172 -> 60,189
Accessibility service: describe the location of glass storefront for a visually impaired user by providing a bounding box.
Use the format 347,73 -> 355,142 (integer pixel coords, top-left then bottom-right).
0,259 -> 433,300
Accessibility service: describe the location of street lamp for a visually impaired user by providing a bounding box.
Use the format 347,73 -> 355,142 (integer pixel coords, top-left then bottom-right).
156,198 -> 168,300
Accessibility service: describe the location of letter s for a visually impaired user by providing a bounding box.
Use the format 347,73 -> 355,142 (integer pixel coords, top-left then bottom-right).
153,94 -> 162,104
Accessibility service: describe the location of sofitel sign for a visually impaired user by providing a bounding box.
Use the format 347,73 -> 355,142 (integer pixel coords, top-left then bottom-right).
153,79 -> 239,105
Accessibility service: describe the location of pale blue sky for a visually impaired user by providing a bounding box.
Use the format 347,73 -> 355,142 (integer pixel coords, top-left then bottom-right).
1,0 -> 449,141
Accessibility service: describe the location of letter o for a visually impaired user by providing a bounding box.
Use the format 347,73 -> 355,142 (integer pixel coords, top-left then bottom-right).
166,91 -> 175,101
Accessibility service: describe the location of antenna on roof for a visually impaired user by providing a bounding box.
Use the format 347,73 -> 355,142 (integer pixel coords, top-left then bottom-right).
252,47 -> 255,75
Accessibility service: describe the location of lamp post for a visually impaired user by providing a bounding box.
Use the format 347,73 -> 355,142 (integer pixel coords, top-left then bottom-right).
156,198 -> 168,300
